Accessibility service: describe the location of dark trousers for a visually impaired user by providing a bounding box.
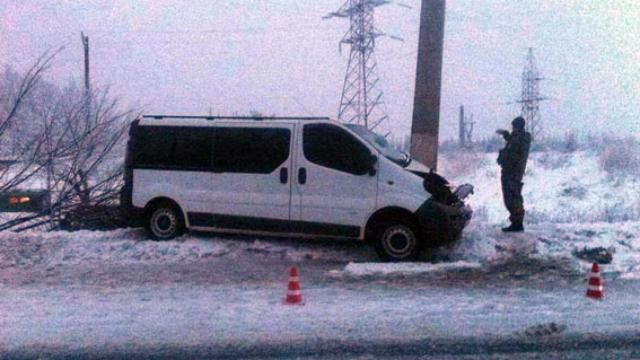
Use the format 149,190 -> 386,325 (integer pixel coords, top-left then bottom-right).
501,174 -> 525,226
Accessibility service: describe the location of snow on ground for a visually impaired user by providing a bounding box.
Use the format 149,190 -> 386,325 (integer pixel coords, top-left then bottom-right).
335,221 -> 640,280
440,150 -> 640,225
0,228 -> 376,269
444,221 -> 640,276
420,149 -> 640,279
1,220 -> 638,280
3,281 -> 640,356
341,261 -> 482,278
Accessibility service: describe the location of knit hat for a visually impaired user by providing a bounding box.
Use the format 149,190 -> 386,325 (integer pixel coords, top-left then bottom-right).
512,116 -> 525,129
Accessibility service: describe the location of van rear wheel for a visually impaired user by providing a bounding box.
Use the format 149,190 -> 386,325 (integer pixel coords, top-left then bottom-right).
145,202 -> 185,240
374,220 -> 421,262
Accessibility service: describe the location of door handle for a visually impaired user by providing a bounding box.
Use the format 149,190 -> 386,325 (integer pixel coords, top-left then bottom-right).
280,167 -> 288,184
298,168 -> 307,185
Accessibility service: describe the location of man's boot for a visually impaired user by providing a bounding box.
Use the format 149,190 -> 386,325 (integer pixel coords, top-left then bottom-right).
502,223 -> 524,232
503,209 -> 525,232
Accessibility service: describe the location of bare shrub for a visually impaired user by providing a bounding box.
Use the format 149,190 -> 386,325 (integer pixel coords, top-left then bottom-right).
0,49 -> 136,231
439,150 -> 487,179
598,137 -> 640,177
537,132 -> 579,153
535,152 -> 572,170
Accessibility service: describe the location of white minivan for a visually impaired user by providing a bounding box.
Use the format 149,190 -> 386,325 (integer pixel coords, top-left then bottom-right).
121,115 -> 472,261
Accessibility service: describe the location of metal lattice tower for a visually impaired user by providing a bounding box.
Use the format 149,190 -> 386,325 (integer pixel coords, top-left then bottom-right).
518,48 -> 547,139
325,0 -> 391,133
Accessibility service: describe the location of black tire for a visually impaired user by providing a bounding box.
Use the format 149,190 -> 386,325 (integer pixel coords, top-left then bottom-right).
373,219 -> 422,262
144,202 -> 185,240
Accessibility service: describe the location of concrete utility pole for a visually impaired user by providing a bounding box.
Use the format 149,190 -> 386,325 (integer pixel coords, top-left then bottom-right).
81,32 -> 90,91
458,105 -> 465,147
79,32 -> 91,207
411,0 -> 446,171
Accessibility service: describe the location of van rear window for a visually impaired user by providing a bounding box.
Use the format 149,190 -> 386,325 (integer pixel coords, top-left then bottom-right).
133,126 -> 212,170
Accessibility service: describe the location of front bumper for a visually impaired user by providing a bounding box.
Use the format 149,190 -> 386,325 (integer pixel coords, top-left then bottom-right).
414,199 -> 473,248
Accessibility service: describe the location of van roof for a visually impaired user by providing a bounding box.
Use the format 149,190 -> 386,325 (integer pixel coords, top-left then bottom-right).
141,115 -> 330,121
138,115 -> 331,126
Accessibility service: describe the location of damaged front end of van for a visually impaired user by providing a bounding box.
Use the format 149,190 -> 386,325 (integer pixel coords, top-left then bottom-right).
344,123 -> 473,250
413,170 -> 474,248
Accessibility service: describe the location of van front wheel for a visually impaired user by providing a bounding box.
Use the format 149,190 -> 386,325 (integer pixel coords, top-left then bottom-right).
145,203 -> 185,240
374,221 -> 421,262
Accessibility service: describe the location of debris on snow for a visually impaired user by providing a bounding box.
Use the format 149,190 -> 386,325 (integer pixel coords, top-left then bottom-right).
573,246 -> 614,264
522,322 -> 567,337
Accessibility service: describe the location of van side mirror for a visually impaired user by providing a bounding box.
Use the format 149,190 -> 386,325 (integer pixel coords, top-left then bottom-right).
368,154 -> 378,176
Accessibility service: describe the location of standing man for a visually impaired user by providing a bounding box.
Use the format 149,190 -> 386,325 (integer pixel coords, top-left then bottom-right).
496,116 -> 531,232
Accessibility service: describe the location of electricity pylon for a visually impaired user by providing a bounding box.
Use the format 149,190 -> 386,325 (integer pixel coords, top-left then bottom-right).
518,48 -> 547,140
325,0 -> 393,134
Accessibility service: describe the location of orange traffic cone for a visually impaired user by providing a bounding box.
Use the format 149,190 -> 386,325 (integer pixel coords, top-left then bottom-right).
586,262 -> 604,300
284,266 -> 304,305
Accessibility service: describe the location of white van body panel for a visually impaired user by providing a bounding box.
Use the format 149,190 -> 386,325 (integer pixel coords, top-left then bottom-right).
374,157 -> 428,213
132,169 -> 213,224
207,122 -> 295,224
291,122 -> 378,236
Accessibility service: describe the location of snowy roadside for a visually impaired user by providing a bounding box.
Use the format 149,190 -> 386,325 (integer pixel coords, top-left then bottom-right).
2,282 -> 640,357
440,221 -> 640,278
2,220 -> 639,280
0,228 -> 376,269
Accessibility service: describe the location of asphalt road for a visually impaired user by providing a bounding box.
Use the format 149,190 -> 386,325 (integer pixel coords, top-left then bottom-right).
4,332 -> 640,359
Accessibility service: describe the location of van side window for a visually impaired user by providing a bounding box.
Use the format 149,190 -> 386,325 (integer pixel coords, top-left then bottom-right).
133,126 -> 212,170
303,124 -> 370,176
213,128 -> 290,174
133,126 -> 175,167
173,128 -> 212,169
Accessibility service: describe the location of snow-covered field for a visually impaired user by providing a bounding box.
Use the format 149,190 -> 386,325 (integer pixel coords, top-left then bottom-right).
440,150 -> 640,225
436,150 -> 640,278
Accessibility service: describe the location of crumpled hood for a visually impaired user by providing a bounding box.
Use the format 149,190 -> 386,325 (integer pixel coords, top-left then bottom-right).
404,158 -> 431,175
402,157 -> 475,204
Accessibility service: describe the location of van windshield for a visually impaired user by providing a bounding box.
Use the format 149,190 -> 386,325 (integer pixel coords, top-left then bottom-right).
345,124 -> 411,167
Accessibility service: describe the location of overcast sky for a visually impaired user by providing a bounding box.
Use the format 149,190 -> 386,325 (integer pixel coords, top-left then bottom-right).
1,0 -> 638,140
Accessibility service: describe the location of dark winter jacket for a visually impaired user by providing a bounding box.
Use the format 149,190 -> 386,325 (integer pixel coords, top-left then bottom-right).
497,129 -> 531,180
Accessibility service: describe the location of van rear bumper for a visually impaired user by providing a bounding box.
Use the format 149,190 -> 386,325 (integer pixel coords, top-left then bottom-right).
120,203 -> 145,228
414,199 -> 472,248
